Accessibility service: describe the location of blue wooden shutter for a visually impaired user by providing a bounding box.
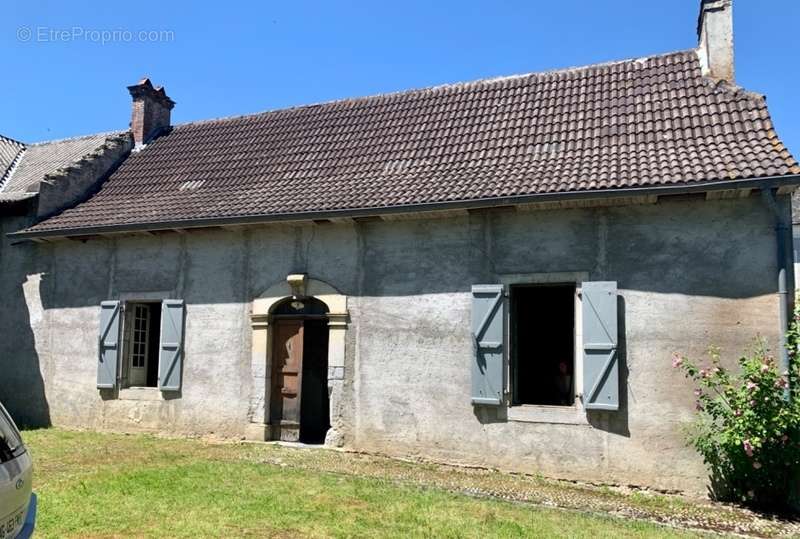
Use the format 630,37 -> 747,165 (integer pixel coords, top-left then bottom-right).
471,285 -> 505,405
97,300 -> 121,389
158,299 -> 185,391
582,281 -> 619,411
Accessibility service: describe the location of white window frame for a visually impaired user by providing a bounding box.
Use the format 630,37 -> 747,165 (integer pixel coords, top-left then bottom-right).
130,304 -> 150,369
500,271 -> 589,425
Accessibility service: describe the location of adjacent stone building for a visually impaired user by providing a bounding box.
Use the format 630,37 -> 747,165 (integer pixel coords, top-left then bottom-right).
2,0 -> 798,492
0,131 -> 132,426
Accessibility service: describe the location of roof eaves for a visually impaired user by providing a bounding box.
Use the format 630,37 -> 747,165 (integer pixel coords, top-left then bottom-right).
0,192 -> 37,203
11,173 -> 800,241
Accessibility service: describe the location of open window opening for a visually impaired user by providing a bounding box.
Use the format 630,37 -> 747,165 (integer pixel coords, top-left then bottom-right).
511,284 -> 575,406
122,302 -> 161,388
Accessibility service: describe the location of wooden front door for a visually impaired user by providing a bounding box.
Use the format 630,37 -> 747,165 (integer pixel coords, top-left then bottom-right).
270,320 -> 304,441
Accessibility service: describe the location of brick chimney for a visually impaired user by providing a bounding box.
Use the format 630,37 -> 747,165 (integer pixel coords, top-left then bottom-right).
127,78 -> 175,147
697,0 -> 734,81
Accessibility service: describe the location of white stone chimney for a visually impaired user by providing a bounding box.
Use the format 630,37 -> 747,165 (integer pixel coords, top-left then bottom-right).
697,0 -> 734,81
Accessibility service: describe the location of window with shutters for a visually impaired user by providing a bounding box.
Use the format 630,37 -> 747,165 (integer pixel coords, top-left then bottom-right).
122,301 -> 161,388
98,296 -> 185,395
510,284 -> 576,406
471,274 -> 617,421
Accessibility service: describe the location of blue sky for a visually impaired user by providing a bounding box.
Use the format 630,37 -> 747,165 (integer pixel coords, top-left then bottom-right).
3,1 -> 799,155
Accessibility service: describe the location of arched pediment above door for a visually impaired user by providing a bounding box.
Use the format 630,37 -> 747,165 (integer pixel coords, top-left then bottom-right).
252,275 -> 347,318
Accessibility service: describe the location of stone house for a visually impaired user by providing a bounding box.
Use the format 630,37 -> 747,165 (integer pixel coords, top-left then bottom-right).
2,0 -> 799,492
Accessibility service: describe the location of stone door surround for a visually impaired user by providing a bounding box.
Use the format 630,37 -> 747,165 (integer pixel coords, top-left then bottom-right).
246,274 -> 347,444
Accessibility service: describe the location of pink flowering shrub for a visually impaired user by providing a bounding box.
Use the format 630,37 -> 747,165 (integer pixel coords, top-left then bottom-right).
673,338 -> 799,511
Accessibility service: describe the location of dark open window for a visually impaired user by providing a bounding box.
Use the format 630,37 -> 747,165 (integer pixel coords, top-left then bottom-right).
511,284 -> 575,406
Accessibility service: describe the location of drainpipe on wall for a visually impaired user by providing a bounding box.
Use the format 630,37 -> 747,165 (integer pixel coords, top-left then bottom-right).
761,188 -> 794,401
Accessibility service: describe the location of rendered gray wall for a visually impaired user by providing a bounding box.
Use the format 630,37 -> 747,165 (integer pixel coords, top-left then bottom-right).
0,194 -> 786,492
0,211 -> 50,427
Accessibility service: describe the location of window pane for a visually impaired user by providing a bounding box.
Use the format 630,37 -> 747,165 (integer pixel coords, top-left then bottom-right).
130,304 -> 150,370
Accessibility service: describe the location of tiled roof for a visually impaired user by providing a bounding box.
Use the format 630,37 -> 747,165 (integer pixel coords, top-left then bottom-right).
0,135 -> 25,187
24,50 -> 800,234
0,132 -> 124,202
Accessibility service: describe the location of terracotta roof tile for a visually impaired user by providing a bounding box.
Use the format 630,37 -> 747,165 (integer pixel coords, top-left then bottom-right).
24,50 -> 800,233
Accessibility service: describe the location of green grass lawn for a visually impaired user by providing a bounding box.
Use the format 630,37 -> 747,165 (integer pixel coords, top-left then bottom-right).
23,428 -> 711,538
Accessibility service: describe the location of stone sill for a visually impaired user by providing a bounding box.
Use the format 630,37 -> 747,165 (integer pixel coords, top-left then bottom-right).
118,387 -> 166,401
507,404 -> 588,425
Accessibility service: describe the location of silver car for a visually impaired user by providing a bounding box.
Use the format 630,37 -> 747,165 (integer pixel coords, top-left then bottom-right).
0,403 -> 35,539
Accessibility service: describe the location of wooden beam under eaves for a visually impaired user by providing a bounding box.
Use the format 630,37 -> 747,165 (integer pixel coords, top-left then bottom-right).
352,215 -> 385,224
706,188 -> 753,200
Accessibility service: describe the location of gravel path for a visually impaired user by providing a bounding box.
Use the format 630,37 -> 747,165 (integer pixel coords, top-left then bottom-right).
233,441 -> 800,538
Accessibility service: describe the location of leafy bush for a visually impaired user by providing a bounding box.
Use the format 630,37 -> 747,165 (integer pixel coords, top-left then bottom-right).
673,334 -> 799,511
